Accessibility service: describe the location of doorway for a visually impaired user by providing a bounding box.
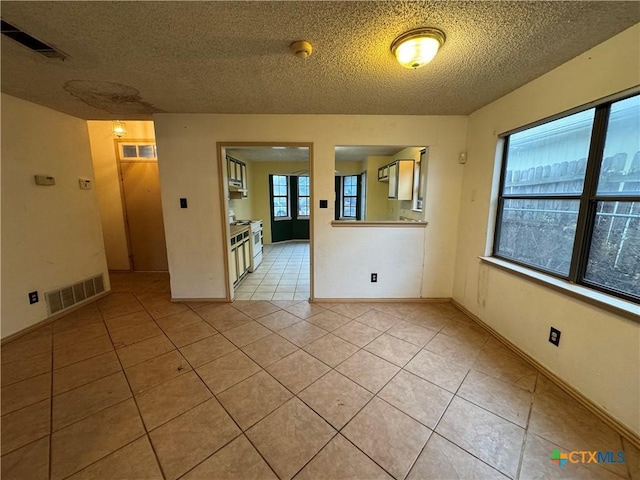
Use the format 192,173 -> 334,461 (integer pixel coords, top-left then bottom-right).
117,140 -> 169,271
270,174 -> 310,242
218,142 -> 313,301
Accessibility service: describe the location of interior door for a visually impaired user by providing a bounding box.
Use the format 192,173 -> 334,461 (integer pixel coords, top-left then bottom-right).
120,161 -> 169,271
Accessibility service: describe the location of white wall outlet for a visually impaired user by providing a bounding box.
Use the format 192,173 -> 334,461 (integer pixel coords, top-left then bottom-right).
79,178 -> 92,190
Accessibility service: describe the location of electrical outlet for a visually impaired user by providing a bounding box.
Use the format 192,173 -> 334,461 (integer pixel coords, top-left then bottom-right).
371,273 -> 377,283
29,291 -> 39,304
180,198 -> 188,208
549,327 -> 561,347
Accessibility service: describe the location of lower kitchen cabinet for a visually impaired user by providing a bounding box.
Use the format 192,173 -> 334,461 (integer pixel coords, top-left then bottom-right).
230,227 -> 251,286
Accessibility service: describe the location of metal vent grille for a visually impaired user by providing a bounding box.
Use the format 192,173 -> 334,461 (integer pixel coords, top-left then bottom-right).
1,19 -> 68,60
45,274 -> 105,316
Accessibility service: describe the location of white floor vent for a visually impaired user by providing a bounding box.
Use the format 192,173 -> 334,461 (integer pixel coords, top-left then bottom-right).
45,274 -> 105,315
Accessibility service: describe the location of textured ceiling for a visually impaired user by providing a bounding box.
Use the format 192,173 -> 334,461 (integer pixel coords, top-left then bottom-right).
1,1 -> 639,119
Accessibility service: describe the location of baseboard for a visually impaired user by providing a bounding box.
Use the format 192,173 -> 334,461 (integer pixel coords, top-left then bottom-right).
1,290 -> 111,345
451,299 -> 640,450
312,297 -> 451,303
172,297 -> 228,303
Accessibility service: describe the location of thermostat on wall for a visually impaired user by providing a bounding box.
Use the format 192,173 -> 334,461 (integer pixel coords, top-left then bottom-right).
34,175 -> 55,186
79,178 -> 92,190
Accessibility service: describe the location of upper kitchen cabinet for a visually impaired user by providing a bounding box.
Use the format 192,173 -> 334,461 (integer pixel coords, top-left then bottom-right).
379,159 -> 414,200
227,155 -> 248,199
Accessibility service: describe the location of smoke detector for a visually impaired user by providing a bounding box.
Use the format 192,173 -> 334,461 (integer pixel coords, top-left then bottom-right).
290,40 -> 313,59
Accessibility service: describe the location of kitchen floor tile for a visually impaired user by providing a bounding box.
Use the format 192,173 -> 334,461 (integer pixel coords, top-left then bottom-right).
303,333 -> 359,367
256,310 -> 301,331
53,335 -> 114,369
332,321 -> 382,348
405,349 -> 470,393
278,321 -> 327,347
295,434 -> 393,480
335,349 -> 400,393
285,302 -> 326,320
1,351 -> 52,387
50,399 -> 145,480
52,371 -> 132,431
378,370 -> 452,429
267,350 -> 330,394
0,436 -> 50,480
1,372 -> 51,415
196,350 -> 261,394
124,350 -> 191,394
364,333 -> 421,367
162,320 -> 217,347
407,433 -> 508,480
179,333 -> 237,367
356,309 -> 402,331
221,321 -> 272,347
115,334 -> 175,368
66,436 -> 163,480
246,398 -> 336,480
149,398 -> 240,480
1,399 -> 50,455
180,435 -> 277,480
135,371 -> 212,430
387,320 -> 437,347
305,310 -> 351,332
195,304 -> 253,331
241,334 -> 299,368
298,370 -> 372,429
435,396 -> 525,478
342,397 -> 431,480
217,370 -> 292,430
52,350 -> 121,395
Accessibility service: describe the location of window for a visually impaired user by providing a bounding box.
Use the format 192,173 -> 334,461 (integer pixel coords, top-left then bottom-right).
271,175 -> 290,219
494,93 -> 640,303
119,142 -> 157,160
297,176 -> 310,217
342,175 -> 358,218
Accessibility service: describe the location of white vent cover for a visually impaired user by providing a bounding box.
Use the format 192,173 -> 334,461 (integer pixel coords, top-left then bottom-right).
45,274 -> 105,316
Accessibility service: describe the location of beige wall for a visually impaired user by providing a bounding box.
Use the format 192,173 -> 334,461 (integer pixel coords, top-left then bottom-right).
1,95 -> 109,337
87,120 -> 157,270
365,156 -> 392,221
454,24 -> 640,435
153,114 -> 467,300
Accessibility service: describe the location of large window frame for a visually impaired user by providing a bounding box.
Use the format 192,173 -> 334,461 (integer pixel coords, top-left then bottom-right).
271,175 -> 291,220
494,92 -> 640,304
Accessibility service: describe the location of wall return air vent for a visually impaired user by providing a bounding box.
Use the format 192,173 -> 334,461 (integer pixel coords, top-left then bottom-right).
45,274 -> 105,316
1,19 -> 68,60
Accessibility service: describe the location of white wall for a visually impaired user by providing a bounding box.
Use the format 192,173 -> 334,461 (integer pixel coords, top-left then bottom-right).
153,114 -> 467,300
453,25 -> 640,435
1,95 -> 109,338
87,121 -> 156,270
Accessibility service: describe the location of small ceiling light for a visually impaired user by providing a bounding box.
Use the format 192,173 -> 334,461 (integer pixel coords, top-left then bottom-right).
391,27 -> 445,69
112,120 -> 127,138
290,40 -> 313,59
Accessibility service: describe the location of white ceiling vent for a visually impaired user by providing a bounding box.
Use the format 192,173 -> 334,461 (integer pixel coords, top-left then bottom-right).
45,274 -> 105,316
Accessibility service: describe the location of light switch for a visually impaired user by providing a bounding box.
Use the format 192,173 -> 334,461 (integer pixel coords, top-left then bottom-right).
79,178 -> 92,189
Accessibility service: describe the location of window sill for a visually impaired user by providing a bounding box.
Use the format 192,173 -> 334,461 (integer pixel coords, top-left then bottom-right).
479,256 -> 640,322
332,220 -> 428,228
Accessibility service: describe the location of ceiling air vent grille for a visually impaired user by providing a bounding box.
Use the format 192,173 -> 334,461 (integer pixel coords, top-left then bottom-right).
1,19 -> 68,60
45,274 -> 105,316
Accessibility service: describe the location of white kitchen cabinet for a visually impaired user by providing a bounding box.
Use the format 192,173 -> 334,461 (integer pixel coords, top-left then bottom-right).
381,159 -> 414,200
230,226 -> 251,286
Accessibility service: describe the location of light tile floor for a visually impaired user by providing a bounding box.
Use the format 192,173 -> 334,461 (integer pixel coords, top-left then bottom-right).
1,272 -> 639,480
234,241 -> 310,301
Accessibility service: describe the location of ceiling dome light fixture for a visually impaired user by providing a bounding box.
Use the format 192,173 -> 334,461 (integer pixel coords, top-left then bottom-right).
290,40 -> 313,59
391,27 -> 446,69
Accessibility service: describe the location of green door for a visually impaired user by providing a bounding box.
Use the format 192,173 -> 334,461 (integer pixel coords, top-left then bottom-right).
269,175 -> 310,243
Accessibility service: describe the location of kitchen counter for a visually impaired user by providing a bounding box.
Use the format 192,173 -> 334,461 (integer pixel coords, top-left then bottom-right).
230,223 -> 251,237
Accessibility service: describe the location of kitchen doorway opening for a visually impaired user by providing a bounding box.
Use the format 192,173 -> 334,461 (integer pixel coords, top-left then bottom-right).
217,142 -> 313,302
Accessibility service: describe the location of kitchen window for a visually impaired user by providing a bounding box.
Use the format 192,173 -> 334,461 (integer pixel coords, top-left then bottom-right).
297,176 -> 310,217
271,175 -> 290,219
494,93 -> 640,303
342,175 -> 358,218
